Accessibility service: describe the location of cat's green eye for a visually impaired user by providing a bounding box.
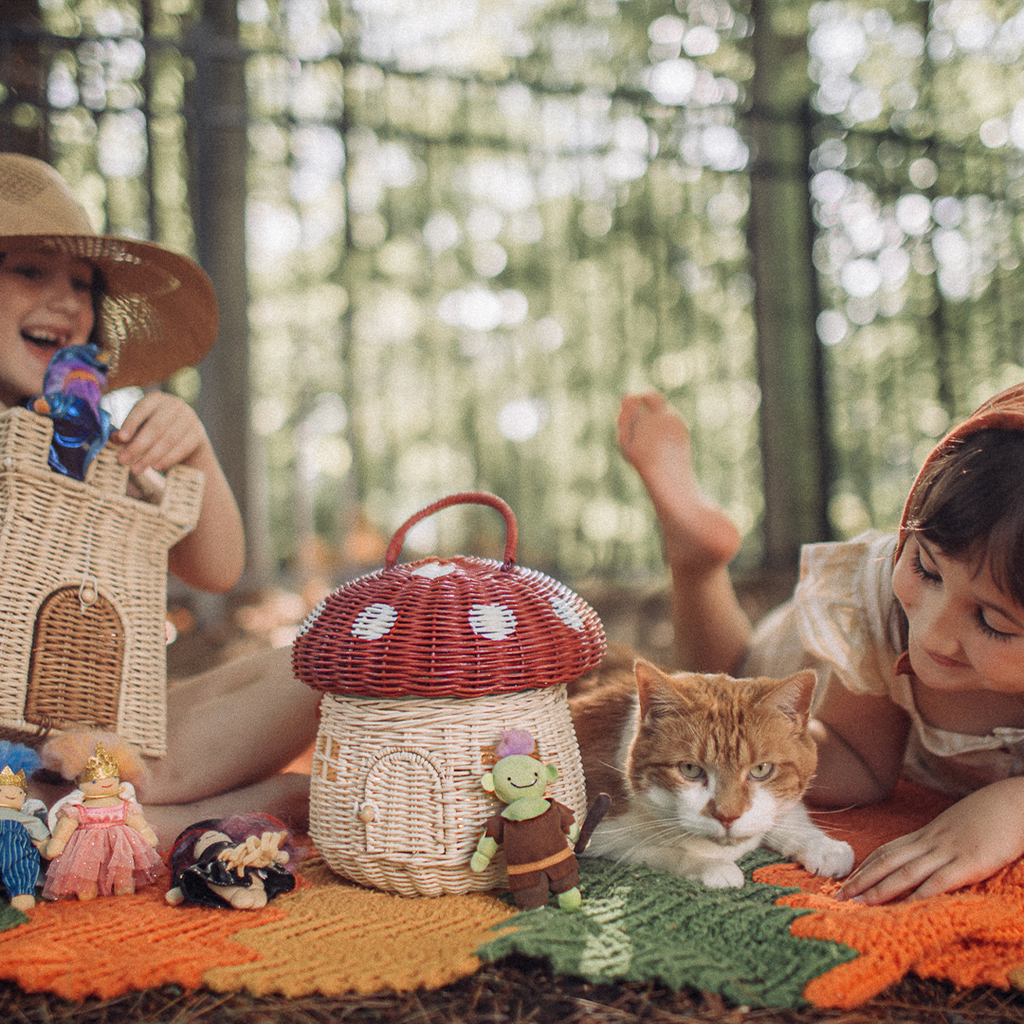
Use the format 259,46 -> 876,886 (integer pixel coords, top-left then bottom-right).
748,763 -> 775,781
678,763 -> 705,780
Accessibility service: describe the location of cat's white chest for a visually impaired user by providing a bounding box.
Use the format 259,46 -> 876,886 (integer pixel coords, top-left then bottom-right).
582,797 -> 763,887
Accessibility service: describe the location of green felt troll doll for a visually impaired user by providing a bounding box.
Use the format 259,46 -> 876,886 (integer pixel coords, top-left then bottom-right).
470,728 -> 586,911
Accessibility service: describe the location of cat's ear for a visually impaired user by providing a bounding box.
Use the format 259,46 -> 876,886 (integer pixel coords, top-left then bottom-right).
764,670 -> 817,728
634,658 -> 687,719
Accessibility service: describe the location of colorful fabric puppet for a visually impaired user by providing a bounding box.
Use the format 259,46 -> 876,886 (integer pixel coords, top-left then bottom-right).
166,814 -> 304,910
29,343 -> 113,481
0,742 -> 49,913
40,731 -> 163,901
470,729 -> 582,911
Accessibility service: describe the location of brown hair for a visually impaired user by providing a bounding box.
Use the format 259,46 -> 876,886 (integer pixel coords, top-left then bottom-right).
902,428 -> 1024,607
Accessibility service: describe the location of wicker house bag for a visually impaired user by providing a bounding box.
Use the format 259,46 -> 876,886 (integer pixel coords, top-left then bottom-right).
0,407 -> 204,757
292,491 -> 606,897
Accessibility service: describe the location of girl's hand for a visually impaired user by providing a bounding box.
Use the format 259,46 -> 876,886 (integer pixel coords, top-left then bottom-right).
836,779 -> 1024,903
114,390 -> 245,592
114,392 -> 211,475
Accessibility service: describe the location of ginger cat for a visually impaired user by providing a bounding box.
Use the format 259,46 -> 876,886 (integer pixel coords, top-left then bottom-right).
568,654 -> 854,888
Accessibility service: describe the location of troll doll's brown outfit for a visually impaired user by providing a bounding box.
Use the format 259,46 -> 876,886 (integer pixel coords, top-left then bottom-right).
483,800 -> 579,909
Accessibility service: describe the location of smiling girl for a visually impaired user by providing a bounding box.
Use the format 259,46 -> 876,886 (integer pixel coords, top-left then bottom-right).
0,249 -> 99,409
618,383 -> 1024,904
0,156 -> 244,593
0,154 -> 320,845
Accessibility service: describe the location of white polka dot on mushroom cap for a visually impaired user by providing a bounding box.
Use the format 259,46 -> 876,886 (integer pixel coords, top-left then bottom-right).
549,595 -> 585,631
410,562 -> 456,579
468,602 -> 517,641
352,602 -> 399,640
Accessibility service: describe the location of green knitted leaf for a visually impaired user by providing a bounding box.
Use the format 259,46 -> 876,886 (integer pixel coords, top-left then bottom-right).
0,900 -> 28,932
477,852 -> 857,1008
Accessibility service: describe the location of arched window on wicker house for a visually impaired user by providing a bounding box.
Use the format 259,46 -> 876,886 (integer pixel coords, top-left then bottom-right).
25,585 -> 123,732
362,749 -> 447,856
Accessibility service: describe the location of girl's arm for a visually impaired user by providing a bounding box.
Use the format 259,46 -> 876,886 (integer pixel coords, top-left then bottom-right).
837,776 -> 1024,903
114,392 -> 245,593
805,675 -> 911,808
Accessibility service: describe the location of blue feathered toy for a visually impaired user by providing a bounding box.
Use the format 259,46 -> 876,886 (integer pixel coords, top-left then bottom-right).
29,343 -> 113,481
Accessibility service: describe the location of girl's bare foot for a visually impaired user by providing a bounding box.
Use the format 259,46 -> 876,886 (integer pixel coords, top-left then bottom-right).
618,392 -> 741,570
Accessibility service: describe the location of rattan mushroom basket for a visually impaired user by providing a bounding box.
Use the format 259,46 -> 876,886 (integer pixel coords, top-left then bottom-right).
292,491 -> 606,897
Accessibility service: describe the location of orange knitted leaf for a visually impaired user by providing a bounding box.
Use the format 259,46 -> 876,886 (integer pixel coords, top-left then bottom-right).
0,882 -> 286,1001
752,782 -> 1024,1009
787,888 -> 1024,1008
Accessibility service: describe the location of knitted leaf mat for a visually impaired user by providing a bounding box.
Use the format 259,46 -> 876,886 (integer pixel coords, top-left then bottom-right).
3,780 -> 1024,1011
479,780 -> 1024,1011
0,857 -> 516,1002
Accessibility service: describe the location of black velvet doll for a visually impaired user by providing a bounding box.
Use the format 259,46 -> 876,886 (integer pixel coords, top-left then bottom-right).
166,813 -> 306,910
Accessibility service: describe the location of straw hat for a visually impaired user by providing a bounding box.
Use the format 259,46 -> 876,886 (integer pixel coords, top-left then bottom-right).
0,153 -> 219,389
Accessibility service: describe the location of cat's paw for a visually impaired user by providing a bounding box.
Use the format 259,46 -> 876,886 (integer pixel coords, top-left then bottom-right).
699,862 -> 745,888
799,836 -> 855,879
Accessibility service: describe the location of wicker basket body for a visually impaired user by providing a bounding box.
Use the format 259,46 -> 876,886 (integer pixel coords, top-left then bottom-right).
0,408 -> 203,756
294,492 -> 605,896
310,684 -> 586,897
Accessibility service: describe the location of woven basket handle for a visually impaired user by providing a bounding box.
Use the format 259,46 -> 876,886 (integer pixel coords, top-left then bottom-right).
384,491 -> 518,570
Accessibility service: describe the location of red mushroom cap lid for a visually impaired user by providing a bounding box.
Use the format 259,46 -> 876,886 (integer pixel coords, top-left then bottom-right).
291,492 -> 606,699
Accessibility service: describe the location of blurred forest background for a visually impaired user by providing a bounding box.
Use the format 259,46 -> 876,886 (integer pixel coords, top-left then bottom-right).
3,0 -> 1024,650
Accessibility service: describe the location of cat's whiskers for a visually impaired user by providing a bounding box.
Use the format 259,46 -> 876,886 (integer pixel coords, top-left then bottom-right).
593,825 -> 707,865
594,813 -> 702,845
596,817 -> 693,841
595,757 -> 629,781
804,802 -> 859,819
799,817 -> 858,843
766,803 -> 853,841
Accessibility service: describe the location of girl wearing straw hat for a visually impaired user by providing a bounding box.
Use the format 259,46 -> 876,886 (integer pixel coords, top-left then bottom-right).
0,154 -> 320,844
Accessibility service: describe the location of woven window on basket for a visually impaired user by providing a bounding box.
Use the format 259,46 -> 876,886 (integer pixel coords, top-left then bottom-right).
25,586 -> 122,731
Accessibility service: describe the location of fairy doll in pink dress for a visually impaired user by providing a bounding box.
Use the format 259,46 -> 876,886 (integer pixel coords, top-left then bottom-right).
40,731 -> 164,900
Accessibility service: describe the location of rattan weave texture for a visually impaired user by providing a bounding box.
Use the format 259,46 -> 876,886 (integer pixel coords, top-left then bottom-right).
310,685 -> 586,896
0,408 -> 203,756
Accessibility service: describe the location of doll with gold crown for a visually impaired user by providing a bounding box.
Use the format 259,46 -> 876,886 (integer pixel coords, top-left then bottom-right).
0,741 -> 50,912
40,730 -> 163,900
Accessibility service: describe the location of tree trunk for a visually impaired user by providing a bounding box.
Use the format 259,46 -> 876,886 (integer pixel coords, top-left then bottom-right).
746,0 -> 832,569
185,0 -> 267,597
